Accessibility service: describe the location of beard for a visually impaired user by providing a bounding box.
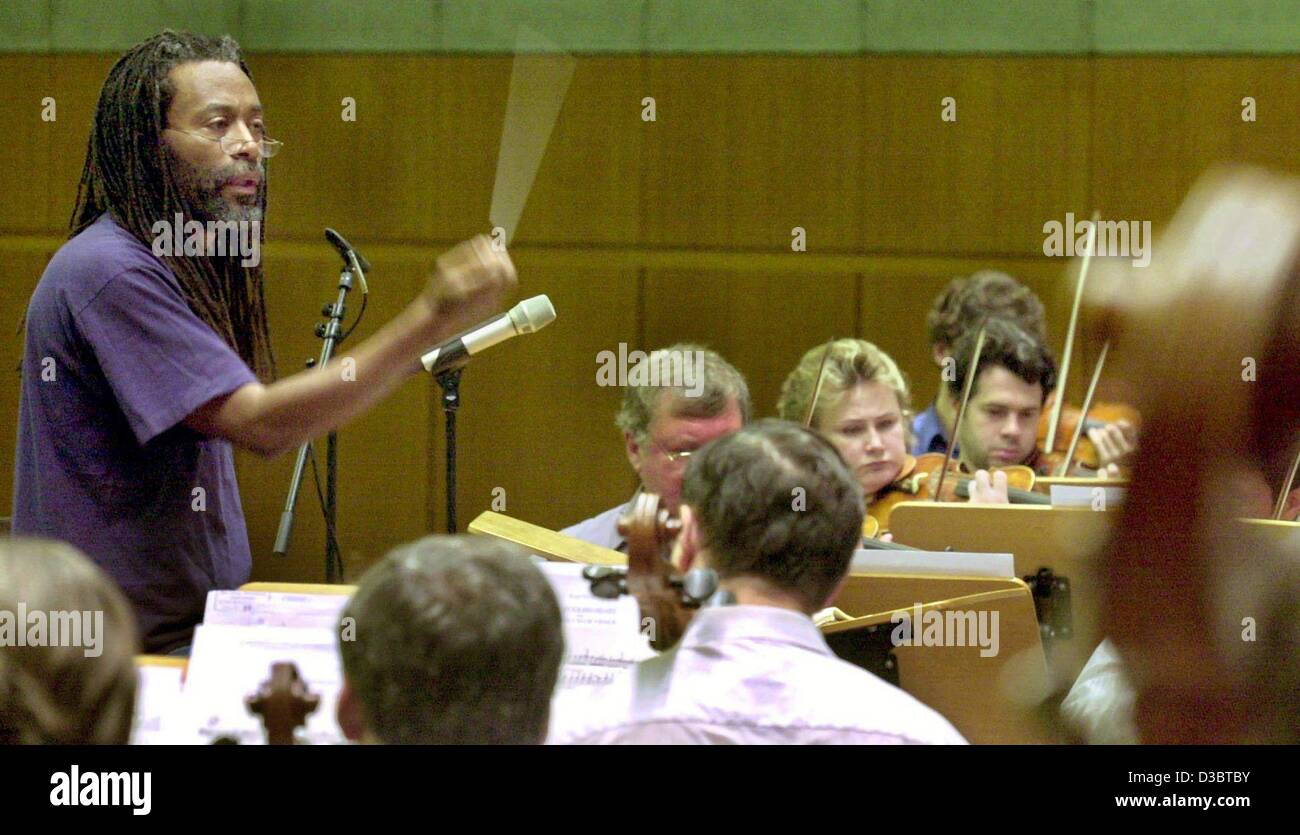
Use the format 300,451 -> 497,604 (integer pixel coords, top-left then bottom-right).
163,146 -> 264,224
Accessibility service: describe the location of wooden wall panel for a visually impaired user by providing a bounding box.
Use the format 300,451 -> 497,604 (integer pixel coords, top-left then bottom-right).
859,56 -> 1092,256
505,56 -> 645,247
423,55 -> 646,247
248,55 -> 440,244
433,258 -> 641,535
1092,56 -> 1300,228
642,269 -> 860,420
428,55 -> 511,243
641,56 -> 867,252
0,55 -> 54,233
46,55 -> 118,234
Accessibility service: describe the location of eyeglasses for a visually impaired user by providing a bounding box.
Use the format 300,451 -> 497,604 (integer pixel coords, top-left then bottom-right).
649,441 -> 695,466
165,127 -> 283,158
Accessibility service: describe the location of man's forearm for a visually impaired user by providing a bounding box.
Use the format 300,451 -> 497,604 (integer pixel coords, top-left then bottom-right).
189,233 -> 516,456
251,301 -> 443,454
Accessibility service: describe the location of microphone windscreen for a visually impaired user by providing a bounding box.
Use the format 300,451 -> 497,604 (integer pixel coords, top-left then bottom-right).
509,295 -> 556,333
324,227 -> 372,273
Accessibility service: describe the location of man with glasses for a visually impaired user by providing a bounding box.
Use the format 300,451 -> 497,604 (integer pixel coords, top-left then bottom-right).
561,344 -> 750,552
13,31 -> 516,654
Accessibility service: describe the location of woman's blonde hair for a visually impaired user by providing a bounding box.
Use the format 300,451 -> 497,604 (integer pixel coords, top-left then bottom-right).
777,339 -> 913,438
0,538 -> 139,744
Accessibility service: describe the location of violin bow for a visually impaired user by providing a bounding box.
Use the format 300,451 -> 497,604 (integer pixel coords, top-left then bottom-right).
803,340 -> 834,427
1057,340 -> 1110,477
1273,444 -> 1300,520
934,322 -> 987,503
1046,210 -> 1101,453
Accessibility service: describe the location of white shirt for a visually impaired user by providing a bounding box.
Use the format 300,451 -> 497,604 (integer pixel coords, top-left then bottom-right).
559,498 -> 633,552
550,604 -> 967,745
1060,638 -> 1138,744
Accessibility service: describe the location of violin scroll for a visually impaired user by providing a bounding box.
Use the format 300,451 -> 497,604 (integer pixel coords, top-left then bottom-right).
246,661 -> 319,745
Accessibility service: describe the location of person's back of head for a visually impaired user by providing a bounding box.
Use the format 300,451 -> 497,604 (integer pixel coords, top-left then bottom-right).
337,536 -> 564,745
0,538 -> 139,744
679,419 -> 865,613
927,270 -> 1047,354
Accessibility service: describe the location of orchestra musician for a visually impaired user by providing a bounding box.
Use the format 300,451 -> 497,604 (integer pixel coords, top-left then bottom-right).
336,536 -> 564,745
0,538 -> 140,744
11,31 -> 517,654
913,271 -> 1049,457
944,318 -> 1134,476
560,344 -> 749,550
915,271 -> 1137,472
776,338 -> 1009,524
550,419 -> 966,744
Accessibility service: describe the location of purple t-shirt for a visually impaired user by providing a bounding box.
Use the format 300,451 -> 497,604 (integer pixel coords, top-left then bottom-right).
13,213 -> 257,653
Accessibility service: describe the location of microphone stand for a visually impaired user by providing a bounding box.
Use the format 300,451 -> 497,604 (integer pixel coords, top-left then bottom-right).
437,367 -> 463,533
272,263 -> 359,582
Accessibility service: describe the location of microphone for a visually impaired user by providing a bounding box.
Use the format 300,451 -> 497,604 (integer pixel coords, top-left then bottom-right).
421,294 -> 556,375
325,227 -> 371,292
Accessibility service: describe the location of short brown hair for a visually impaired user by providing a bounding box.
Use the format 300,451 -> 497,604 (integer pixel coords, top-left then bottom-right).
614,343 -> 751,439
946,318 -> 1057,402
0,538 -> 139,744
927,271 -> 1047,349
339,536 -> 564,745
680,419 -> 865,612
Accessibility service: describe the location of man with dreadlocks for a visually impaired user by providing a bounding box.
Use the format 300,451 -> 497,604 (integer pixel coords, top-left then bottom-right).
12,31 -> 516,654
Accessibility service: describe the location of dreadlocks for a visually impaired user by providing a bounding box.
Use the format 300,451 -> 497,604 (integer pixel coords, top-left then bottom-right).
71,29 -> 275,378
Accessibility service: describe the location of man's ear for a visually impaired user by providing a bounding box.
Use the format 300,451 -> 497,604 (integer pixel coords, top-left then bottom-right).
932,343 -> 948,367
336,678 -> 367,743
624,431 -> 643,473
674,503 -> 700,571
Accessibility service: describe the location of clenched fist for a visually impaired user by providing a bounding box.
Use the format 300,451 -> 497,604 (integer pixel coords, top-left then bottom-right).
423,235 -> 517,333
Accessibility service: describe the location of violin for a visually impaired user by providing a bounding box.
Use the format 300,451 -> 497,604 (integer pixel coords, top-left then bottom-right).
1086,167 -> 1300,742
1036,396 -> 1141,472
866,452 -> 1047,533
246,661 -> 319,745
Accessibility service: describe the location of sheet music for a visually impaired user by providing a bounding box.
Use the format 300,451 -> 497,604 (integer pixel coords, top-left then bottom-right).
202,590 -> 351,630
167,624 -> 345,745
130,664 -> 185,745
157,561 -> 652,744
850,549 -> 1015,578
536,561 -> 654,693
1050,484 -> 1127,508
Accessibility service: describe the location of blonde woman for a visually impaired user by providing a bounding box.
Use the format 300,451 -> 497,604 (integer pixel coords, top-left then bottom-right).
778,339 -> 1007,539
